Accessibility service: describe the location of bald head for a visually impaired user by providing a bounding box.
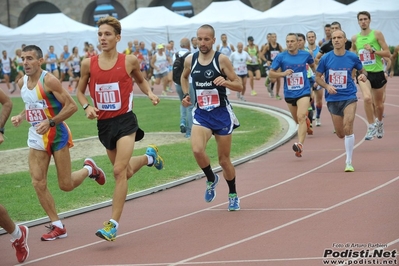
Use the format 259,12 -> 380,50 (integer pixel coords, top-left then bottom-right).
180,37 -> 190,49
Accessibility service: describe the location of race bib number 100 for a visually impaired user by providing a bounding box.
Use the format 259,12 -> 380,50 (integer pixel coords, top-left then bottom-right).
95,82 -> 122,111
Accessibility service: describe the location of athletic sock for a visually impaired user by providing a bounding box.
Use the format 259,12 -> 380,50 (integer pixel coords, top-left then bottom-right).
10,224 -> 22,240
202,165 -> 215,183
226,177 -> 236,194
345,134 -> 355,164
316,105 -> 322,118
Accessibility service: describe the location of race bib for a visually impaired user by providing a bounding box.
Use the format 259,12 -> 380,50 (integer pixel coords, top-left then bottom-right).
235,65 -> 247,75
95,82 -> 121,111
271,50 -> 279,60
329,70 -> 347,89
25,102 -> 47,127
286,72 -> 304,90
197,89 -> 220,111
359,49 -> 376,66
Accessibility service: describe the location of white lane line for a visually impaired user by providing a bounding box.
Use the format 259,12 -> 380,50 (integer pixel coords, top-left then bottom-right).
170,176 -> 399,266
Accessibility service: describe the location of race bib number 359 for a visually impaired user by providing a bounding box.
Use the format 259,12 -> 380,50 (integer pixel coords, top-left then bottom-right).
95,82 -> 122,111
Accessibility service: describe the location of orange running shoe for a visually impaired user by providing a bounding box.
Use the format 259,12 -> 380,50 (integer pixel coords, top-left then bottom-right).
292,142 -> 303,157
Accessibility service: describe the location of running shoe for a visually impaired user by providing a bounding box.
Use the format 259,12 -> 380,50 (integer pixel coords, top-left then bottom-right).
292,142 -> 303,158
316,118 -> 321,127
96,221 -> 117,241
68,85 -> 73,92
11,225 -> 29,263
146,145 -> 164,170
267,83 -> 274,98
376,120 -> 384,139
275,94 -> 281,100
205,174 -> 219,202
180,125 -> 186,133
41,224 -> 67,241
345,163 -> 355,172
251,90 -> 257,96
228,193 -> 240,211
84,158 -> 106,185
365,124 -> 377,140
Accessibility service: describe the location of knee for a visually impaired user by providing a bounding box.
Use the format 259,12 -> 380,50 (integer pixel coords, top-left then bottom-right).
31,178 -> 47,192
336,133 -> 345,139
363,95 -> 372,105
59,183 -> 73,192
218,156 -> 231,169
297,114 -> 307,124
113,164 -> 127,180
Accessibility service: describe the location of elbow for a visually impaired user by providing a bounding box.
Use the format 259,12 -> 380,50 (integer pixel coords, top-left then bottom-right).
70,102 -> 78,114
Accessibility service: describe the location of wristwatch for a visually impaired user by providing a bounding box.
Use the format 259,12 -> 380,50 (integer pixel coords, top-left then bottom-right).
83,103 -> 90,110
182,93 -> 189,99
371,48 -> 376,54
0,128 -> 4,134
49,119 -> 56,127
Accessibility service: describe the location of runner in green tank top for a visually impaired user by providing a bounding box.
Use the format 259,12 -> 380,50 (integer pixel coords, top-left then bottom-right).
244,36 -> 265,96
390,44 -> 399,78
351,11 -> 391,141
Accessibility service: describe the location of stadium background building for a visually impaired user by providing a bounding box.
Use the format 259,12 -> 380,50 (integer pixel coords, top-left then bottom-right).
0,0 -> 355,28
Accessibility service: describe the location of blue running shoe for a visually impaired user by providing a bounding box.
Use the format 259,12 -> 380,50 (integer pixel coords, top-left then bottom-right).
228,193 -> 240,211
204,174 -> 219,202
145,145 -> 164,170
95,221 -> 117,241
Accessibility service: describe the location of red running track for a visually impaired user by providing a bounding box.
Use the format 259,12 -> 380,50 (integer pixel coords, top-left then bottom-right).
1,77 -> 399,266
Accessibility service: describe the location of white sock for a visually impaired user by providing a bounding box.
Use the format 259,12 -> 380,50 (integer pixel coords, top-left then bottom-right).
84,165 -> 93,176
52,220 -> 63,229
345,134 -> 355,164
10,225 -> 21,240
110,219 -> 119,229
146,154 -> 154,166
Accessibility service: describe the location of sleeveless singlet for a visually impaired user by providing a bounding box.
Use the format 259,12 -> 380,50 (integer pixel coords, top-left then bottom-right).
356,30 -> 383,72
21,70 -> 73,154
89,53 -> 134,120
191,51 -> 229,110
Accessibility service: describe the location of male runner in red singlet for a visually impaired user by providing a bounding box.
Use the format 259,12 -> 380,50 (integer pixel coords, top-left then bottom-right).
77,16 -> 164,242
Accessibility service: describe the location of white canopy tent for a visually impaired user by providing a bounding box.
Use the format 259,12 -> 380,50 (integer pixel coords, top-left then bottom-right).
323,0 -> 399,46
244,0 -> 347,46
0,24 -> 12,34
119,6 -> 189,51
244,0 -> 399,48
168,1 -> 262,48
344,0 -> 399,12
0,13 -> 97,58
257,0 -> 346,18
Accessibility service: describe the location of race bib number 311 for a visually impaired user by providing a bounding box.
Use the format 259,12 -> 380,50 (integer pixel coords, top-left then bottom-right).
95,82 -> 122,111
